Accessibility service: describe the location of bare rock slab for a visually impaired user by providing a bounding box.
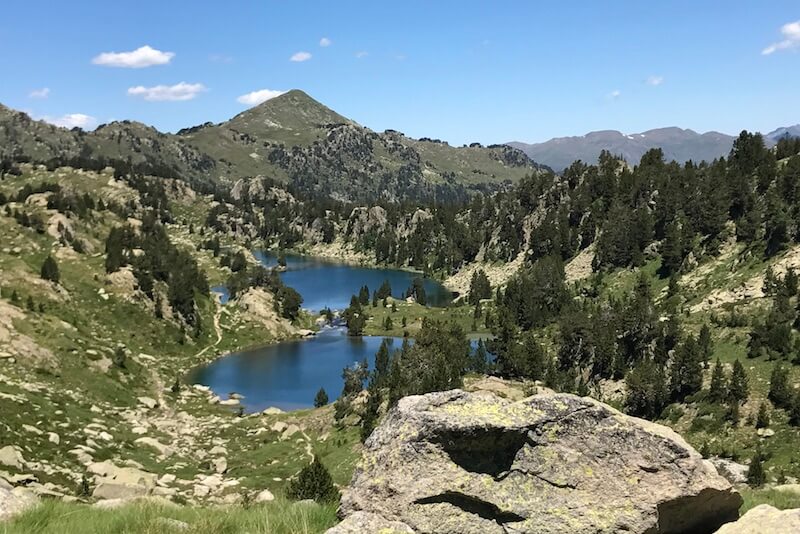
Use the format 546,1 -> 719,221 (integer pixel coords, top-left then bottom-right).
340,390 -> 742,534
714,504 -> 800,533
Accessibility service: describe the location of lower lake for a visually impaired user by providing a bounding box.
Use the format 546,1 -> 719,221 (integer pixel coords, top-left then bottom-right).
193,253 -> 462,412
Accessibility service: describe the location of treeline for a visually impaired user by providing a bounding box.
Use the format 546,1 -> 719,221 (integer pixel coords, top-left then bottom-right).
105,213 -> 209,330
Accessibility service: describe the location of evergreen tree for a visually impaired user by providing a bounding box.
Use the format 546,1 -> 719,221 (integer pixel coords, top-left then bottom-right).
112,346 -> 127,369
468,269 -> 492,305
790,391 -> 800,427
285,457 -> 340,503
727,359 -> 749,405
659,219 -> 684,277
360,383 -> 381,443
708,358 -> 727,404
40,255 -> 60,283
670,334 -> 703,401
625,359 -> 668,419
358,285 -> 370,306
314,388 -> 329,408
698,324 -> 713,368
376,279 -> 392,300
373,339 -> 392,387
469,339 -> 488,373
746,447 -> 766,488
755,402 -> 770,429
768,363 -> 792,408
383,315 -> 393,331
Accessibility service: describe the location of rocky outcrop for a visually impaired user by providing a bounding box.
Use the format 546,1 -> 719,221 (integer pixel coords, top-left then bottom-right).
339,390 -> 741,534
714,505 -> 800,533
327,511 -> 413,534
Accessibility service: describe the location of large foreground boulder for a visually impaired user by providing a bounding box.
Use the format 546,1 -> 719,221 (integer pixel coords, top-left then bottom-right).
338,390 -> 741,534
714,504 -> 800,533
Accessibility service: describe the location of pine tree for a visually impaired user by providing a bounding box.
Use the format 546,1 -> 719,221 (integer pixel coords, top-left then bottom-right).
746,447 -> 766,488
469,339 -> 488,374
383,315 -> 393,331
373,339 -> 391,387
112,346 -> 127,369
468,269 -> 492,305
790,391 -> 800,427
768,363 -> 792,408
360,384 -> 381,443
727,359 -> 749,405
286,457 -> 340,503
314,387 -> 329,408
670,334 -> 703,401
40,255 -> 60,283
755,402 -> 770,429
698,324 -> 713,368
708,358 -> 727,404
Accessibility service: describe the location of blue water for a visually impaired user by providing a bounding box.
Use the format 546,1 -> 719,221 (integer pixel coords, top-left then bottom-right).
210,285 -> 230,304
188,327 -> 404,412
253,251 -> 454,311
192,254 -> 466,412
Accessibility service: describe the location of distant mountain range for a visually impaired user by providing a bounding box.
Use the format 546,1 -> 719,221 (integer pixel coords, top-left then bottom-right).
509,124 -> 799,172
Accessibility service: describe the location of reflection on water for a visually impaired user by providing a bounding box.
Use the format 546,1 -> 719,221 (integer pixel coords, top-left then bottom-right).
253,251 -> 454,311
187,327 -> 400,412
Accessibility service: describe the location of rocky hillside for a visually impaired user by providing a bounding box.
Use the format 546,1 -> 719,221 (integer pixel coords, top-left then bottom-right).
1,91 -> 545,203
0,164 -> 354,515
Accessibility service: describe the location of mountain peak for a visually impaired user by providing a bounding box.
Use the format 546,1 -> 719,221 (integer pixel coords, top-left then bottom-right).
222,89 -> 353,144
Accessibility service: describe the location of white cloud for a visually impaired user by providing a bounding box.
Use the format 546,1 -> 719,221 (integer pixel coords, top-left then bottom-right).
609,89 -> 621,99
92,45 -> 174,68
290,51 -> 312,62
355,51 -> 368,59
29,88 -> 50,99
43,113 -> 96,129
646,75 -> 664,86
237,89 -> 287,106
127,82 -> 206,101
319,37 -> 332,47
762,20 -> 800,55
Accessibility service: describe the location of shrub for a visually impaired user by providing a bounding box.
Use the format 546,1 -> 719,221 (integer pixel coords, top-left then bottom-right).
286,458 -> 340,504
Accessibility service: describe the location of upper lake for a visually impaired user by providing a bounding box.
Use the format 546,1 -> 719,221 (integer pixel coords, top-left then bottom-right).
252,251 -> 454,311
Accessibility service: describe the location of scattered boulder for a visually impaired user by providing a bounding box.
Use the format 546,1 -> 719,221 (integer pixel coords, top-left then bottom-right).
774,484 -> 800,495
134,437 -> 173,457
341,390 -> 742,534
88,461 -> 157,501
756,428 -> 775,438
326,511 -> 414,534
271,421 -> 288,433
0,485 -> 37,521
281,424 -> 300,440
0,446 -> 25,470
212,457 -> 228,474
714,504 -> 800,533
254,489 -> 275,503
710,458 -> 749,486
138,397 -> 159,410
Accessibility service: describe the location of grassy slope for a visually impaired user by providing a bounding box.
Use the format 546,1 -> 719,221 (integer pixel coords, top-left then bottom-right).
0,165 -> 361,511
587,241 -> 800,484
1,499 -> 337,534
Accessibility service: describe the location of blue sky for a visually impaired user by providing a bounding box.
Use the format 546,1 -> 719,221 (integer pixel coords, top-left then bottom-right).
1,1 -> 798,144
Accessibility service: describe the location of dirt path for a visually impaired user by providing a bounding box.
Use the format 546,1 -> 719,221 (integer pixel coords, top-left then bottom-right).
195,296 -> 223,359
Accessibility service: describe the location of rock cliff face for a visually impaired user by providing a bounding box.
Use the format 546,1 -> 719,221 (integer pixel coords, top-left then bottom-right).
336,390 -> 742,534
